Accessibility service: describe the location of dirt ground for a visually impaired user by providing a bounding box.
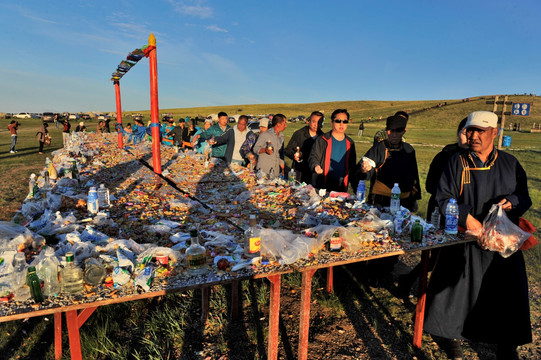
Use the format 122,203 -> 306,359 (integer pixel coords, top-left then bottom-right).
198,254 -> 540,360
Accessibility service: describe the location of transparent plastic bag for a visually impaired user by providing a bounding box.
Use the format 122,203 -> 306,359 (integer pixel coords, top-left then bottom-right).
478,204 -> 531,258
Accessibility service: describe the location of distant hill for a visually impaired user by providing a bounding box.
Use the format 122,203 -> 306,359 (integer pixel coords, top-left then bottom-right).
122,94 -> 540,130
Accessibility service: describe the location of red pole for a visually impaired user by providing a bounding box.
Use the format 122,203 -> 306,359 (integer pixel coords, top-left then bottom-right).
148,33 -> 161,174
114,80 -> 124,149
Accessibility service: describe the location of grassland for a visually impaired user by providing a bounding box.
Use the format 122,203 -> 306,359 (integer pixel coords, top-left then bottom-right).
0,95 -> 539,359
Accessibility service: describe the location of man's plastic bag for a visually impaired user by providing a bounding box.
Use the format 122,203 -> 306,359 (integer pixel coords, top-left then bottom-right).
478,204 -> 531,258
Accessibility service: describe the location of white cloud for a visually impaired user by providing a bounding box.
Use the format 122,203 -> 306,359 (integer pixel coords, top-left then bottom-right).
168,0 -> 213,19
205,25 -> 228,33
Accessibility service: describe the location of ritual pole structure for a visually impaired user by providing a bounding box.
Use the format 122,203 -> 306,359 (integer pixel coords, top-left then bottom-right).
147,33 -> 162,174
114,80 -> 124,149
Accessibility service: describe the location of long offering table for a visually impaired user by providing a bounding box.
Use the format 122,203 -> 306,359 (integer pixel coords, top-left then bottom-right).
0,133 -> 469,359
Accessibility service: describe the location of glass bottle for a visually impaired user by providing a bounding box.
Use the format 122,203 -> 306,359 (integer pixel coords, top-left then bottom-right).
244,214 -> 261,258
430,207 -> 441,230
26,266 -> 44,303
61,251 -> 84,294
295,146 -> 303,162
411,220 -> 423,243
71,161 -> 79,181
28,173 -> 38,198
97,184 -> 110,209
83,257 -> 106,286
327,229 -> 342,252
186,229 -> 207,275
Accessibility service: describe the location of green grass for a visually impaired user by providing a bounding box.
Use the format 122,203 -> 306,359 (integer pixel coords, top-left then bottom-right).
1,96 -> 540,359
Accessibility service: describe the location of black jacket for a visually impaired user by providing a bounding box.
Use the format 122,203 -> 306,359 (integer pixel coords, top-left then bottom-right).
284,126 -> 323,183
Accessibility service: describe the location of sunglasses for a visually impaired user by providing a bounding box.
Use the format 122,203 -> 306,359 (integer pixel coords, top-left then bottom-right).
333,119 -> 349,124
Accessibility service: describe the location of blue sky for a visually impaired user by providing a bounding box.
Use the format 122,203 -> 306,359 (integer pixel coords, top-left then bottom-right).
1,0 -> 540,113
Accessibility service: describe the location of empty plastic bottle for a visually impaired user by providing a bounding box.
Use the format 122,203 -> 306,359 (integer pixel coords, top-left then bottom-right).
357,181 -> 366,202
12,252 -> 27,291
390,183 -> 401,213
40,247 -> 60,297
445,199 -> 459,235
97,184 -> 110,209
28,174 -> 38,198
87,187 -> 99,215
288,168 -> 296,186
61,252 -> 84,294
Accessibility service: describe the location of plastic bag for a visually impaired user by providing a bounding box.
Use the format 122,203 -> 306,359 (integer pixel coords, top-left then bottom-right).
478,204 -> 531,258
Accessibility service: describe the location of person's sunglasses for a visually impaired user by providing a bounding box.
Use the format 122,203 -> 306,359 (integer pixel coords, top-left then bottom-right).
333,119 -> 349,124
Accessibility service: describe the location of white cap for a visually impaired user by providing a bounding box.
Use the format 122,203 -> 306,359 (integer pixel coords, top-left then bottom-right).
465,111 -> 498,129
259,118 -> 269,128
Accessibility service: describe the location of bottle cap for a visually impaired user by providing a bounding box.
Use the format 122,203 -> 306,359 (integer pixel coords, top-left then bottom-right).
89,186 -> 96,191
28,266 -> 37,273
65,252 -> 74,262
190,229 -> 198,237
449,198 -> 457,204
249,214 -> 256,220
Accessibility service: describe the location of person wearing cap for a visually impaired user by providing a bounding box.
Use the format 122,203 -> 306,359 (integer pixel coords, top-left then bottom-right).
75,121 -> 86,132
357,111 -> 421,211
239,117 -> 269,168
424,111 -> 532,360
192,111 -> 230,160
308,109 -> 358,192
253,114 -> 287,178
285,111 -> 325,184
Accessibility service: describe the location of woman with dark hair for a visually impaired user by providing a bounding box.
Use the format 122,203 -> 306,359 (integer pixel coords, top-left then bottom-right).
308,109 -> 358,192
36,122 -> 49,154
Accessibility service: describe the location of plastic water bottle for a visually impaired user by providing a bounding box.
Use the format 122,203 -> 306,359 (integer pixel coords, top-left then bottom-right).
445,199 -> 459,235
356,181 -> 366,201
390,183 -> 401,213
430,207 -> 441,230
288,168 -> 296,186
39,247 -> 61,297
87,187 -> 99,215
97,184 -> 110,209
12,252 -> 27,291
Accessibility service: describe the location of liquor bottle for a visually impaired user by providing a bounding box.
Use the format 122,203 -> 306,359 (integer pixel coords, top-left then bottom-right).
186,229 -> 207,275
47,158 -> 58,181
26,266 -> 44,303
269,167 -> 275,179
356,181 -> 366,202
390,183 -> 401,213
43,170 -> 50,190
411,220 -> 423,243
266,141 -> 273,152
445,199 -> 459,235
244,214 -> 261,258
295,146 -> 303,162
87,187 -> 99,215
61,251 -> 84,294
430,207 -> 441,230
40,247 -> 60,297
97,184 -> 110,209
288,168 -> 296,186
327,229 -> 342,252
71,161 -> 79,181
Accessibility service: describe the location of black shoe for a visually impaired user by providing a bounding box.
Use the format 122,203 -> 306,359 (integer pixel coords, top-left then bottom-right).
496,344 -> 519,360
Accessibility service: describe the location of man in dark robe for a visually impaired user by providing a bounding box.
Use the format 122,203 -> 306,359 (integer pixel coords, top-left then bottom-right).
424,111 -> 532,360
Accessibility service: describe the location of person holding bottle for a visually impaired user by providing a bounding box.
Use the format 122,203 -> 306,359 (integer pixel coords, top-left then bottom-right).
191,112 -> 230,160
425,111 -> 532,360
285,111 -> 324,183
308,109 -> 358,192
357,111 -> 421,211
253,114 -> 288,178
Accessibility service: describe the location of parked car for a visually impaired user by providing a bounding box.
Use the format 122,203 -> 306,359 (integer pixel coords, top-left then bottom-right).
42,112 -> 56,122
228,117 -> 236,123
14,112 -> 31,119
68,114 -> 79,120
81,114 -> 91,120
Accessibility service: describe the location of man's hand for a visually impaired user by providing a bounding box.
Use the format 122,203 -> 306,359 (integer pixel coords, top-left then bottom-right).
360,159 -> 373,173
498,198 -> 512,211
314,165 -> 323,175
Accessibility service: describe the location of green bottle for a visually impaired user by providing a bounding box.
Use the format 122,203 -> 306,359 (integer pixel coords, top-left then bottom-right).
27,266 -> 44,303
411,220 -> 423,243
71,161 -> 79,180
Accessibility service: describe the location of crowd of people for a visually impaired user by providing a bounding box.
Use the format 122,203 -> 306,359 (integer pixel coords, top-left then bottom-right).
5,108 -> 533,359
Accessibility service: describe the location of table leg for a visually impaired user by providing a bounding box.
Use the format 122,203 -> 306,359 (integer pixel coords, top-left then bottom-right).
201,286 -> 209,322
299,268 -> 317,360
326,266 -> 334,293
267,274 -> 281,360
231,280 -> 239,320
65,307 -> 97,360
54,312 -> 62,360
413,250 -> 430,348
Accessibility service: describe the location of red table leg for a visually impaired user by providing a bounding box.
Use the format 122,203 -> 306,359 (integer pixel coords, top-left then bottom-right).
267,274 -> 282,360
54,312 -> 62,360
413,250 -> 430,348
65,307 -> 98,360
326,266 -> 334,293
299,268 -> 317,360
